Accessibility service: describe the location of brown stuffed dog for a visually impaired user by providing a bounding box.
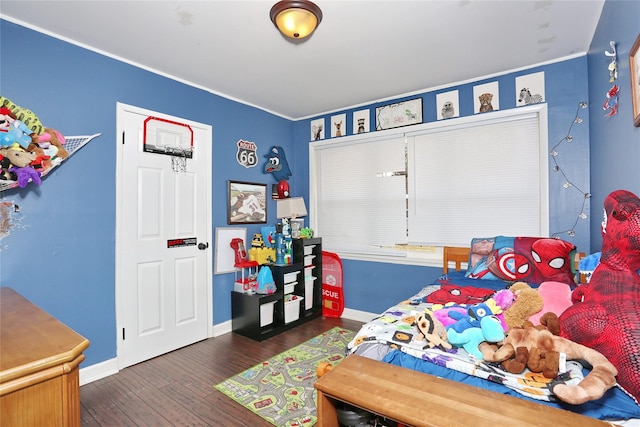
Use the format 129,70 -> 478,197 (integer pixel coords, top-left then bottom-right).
479,323 -> 617,404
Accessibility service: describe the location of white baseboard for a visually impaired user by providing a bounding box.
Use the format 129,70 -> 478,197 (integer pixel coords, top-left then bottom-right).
80,311 -> 368,386
341,308 -> 376,323
79,357 -> 118,386
212,319 -> 232,337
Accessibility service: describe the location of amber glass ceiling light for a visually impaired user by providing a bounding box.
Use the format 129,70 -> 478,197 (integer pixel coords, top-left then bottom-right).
270,0 -> 323,40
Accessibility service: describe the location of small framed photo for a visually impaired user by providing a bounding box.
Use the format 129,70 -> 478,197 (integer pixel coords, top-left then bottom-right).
630,33 -> 640,127
353,109 -> 370,134
227,180 -> 267,224
375,98 -> 423,130
311,118 -> 325,141
436,90 -> 459,120
331,113 -> 346,137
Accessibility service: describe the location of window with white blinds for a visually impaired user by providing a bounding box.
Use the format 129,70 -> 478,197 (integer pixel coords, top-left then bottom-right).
311,134 -> 408,255
309,104 -> 548,263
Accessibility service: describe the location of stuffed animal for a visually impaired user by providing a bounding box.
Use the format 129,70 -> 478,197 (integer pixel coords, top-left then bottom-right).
0,107 -> 35,149
559,189 -> 640,402
525,311 -> 561,336
502,282 -> 543,329
414,310 -> 451,350
447,315 -> 504,358
528,281 -> 572,325
480,325 -> 617,404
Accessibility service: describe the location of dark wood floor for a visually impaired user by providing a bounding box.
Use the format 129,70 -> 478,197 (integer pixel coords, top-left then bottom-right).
80,317 -> 364,426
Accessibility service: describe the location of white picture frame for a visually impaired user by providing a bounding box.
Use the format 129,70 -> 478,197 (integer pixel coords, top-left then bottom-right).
473,81 -> 500,114
515,72 -> 545,106
331,113 -> 346,138
352,109 -> 370,134
436,90 -> 460,120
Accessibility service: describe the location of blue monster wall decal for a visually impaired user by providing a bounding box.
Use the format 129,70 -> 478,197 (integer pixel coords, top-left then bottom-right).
263,146 -> 292,182
263,146 -> 292,199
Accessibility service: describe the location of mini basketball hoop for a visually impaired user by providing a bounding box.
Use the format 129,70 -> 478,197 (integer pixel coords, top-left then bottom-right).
143,116 -> 194,173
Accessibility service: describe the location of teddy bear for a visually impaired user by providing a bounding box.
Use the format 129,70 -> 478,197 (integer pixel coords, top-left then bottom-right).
559,189 -> 640,403
502,282 -> 543,329
479,322 -> 617,404
414,310 -> 451,350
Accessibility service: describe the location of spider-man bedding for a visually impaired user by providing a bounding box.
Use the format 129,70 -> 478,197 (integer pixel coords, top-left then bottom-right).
346,236 -> 640,422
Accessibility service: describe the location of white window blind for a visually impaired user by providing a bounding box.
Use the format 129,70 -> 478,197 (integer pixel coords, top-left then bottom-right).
407,111 -> 546,247
309,105 -> 548,262
311,135 -> 407,254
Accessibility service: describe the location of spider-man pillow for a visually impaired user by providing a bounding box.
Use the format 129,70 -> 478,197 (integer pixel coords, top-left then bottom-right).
465,236 -> 577,285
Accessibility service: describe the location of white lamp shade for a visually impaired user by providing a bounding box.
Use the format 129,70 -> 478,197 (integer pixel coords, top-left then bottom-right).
277,197 -> 307,219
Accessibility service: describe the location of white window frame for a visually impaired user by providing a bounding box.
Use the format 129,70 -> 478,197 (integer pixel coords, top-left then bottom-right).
309,104 -> 549,267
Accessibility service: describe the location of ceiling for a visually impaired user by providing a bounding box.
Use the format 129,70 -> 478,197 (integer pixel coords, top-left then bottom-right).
1,1 -> 605,120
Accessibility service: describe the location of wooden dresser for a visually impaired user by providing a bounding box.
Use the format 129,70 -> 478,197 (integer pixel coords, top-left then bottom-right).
0,287 -> 90,426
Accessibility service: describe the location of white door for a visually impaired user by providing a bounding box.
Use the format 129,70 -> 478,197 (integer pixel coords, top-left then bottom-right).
115,103 -> 212,369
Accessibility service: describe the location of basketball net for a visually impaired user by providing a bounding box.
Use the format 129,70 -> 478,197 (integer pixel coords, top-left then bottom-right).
166,146 -> 193,173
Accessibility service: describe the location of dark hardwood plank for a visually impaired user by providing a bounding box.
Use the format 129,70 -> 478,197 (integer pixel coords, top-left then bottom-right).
81,317 -> 364,426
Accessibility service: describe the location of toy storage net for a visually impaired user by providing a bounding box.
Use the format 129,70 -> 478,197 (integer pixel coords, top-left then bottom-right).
1,133 -> 101,192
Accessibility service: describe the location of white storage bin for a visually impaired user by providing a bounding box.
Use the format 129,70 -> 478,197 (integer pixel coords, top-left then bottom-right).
283,271 -> 300,283
304,255 -> 316,266
304,276 -> 315,310
260,301 -> 276,327
284,281 -> 297,294
304,265 -> 315,276
284,294 -> 303,324
304,245 -> 315,256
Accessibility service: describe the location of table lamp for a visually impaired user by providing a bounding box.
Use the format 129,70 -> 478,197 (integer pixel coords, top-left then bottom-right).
277,197 -> 307,238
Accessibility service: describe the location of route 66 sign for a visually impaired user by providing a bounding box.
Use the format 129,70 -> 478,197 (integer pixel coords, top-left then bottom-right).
236,139 -> 258,168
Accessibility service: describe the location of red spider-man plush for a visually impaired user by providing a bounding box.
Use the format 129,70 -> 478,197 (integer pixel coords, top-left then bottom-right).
559,190 -> 640,402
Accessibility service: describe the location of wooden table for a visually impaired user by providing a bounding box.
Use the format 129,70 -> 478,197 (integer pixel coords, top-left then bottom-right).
314,354 -> 609,427
0,287 -> 90,426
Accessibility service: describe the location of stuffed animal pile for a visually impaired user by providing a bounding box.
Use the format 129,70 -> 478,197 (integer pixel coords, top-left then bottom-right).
0,96 -> 68,188
560,189 -> 640,402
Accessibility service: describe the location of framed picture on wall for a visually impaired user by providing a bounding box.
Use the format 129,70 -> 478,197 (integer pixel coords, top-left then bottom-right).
630,33 -> 640,127
227,180 -> 267,224
375,98 -> 423,130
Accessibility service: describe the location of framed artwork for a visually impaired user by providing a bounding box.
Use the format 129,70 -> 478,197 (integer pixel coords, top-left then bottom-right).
331,113 -> 346,138
227,180 -> 267,224
473,82 -> 500,114
515,72 -> 545,106
375,98 -> 423,130
436,90 -> 459,120
353,109 -> 370,134
310,118 -> 325,141
630,33 -> 640,127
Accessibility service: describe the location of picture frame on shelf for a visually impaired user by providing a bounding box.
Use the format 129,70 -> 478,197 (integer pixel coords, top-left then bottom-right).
630,33 -> 640,127
227,180 -> 267,224
375,98 -> 423,130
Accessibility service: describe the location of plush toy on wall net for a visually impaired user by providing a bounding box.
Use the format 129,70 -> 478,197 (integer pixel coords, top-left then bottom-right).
263,146 -> 291,198
559,189 -> 640,403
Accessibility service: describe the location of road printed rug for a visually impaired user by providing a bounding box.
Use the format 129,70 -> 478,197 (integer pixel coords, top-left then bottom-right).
214,327 -> 355,427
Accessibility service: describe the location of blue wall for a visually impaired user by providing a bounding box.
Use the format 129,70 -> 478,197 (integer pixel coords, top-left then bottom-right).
587,0 -> 640,253
293,57 -> 592,314
3,4 -> 631,368
0,20 -> 294,366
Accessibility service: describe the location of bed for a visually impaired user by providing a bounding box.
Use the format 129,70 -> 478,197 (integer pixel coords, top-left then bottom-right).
346,237 -> 640,424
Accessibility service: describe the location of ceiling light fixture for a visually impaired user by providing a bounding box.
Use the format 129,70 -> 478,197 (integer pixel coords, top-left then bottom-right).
270,0 -> 323,40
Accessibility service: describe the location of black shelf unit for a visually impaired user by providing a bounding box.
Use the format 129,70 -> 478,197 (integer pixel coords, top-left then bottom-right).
231,238 -> 322,341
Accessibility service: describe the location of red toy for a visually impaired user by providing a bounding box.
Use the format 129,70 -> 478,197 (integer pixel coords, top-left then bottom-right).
559,190 -> 640,402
